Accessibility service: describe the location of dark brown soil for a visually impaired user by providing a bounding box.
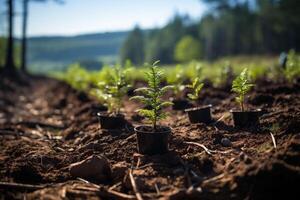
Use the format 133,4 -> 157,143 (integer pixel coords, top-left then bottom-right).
0,73 -> 300,200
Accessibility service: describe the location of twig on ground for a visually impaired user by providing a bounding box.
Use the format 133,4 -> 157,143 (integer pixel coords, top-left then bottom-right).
0,181 -> 46,191
107,189 -> 136,199
76,178 -> 100,189
184,141 -> 213,155
154,184 -> 160,196
129,168 -> 144,200
202,173 -> 225,185
136,157 -> 141,168
185,141 -> 232,155
15,120 -> 65,129
270,132 -> 277,149
212,113 -> 230,126
120,133 -> 135,145
78,178 -> 135,199
108,182 -> 122,191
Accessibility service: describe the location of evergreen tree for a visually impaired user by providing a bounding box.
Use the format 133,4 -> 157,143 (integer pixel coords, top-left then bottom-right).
120,26 -> 144,65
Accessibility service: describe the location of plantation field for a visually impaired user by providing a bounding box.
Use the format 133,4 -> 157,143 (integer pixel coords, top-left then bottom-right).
0,54 -> 300,199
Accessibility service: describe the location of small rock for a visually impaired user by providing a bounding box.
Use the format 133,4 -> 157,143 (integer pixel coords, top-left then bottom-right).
221,138 -> 232,147
69,155 -> 111,183
212,132 -> 223,144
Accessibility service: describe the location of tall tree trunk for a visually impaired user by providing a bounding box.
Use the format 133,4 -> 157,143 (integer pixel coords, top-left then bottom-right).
21,0 -> 28,72
5,0 -> 15,71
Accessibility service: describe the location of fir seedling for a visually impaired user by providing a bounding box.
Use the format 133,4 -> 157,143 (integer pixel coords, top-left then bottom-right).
186,77 -> 204,103
93,65 -> 131,115
130,61 -> 173,130
231,68 -> 254,112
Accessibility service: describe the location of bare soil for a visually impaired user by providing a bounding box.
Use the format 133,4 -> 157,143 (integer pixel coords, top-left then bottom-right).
0,74 -> 300,200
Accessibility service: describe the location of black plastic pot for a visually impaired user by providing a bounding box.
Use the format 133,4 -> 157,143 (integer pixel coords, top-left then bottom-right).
172,99 -> 192,110
97,112 -> 126,129
230,109 -> 262,128
134,125 -> 171,155
185,105 -> 212,124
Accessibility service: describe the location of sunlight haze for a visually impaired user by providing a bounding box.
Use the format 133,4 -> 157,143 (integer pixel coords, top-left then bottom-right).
12,0 -> 206,36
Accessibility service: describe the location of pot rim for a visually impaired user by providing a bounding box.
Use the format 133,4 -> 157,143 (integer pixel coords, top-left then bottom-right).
97,112 -> 125,118
171,98 -> 189,102
184,104 -> 212,112
229,108 -> 262,114
134,125 -> 171,134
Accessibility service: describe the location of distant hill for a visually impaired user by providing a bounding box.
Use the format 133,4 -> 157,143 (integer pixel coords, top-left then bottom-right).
27,31 -> 129,73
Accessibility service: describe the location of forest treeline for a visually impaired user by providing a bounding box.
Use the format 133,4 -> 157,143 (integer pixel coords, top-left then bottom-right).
120,0 -> 300,65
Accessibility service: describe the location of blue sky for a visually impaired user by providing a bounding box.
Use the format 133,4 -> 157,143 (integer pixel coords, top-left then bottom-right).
6,0 -> 207,37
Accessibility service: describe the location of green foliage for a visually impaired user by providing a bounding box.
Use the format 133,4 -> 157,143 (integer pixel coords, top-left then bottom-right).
65,64 -> 90,91
120,0 -> 299,64
92,65 -> 131,114
166,65 -> 185,99
231,68 -> 254,111
186,78 -> 204,101
186,78 -> 204,102
284,50 -> 300,83
144,15 -> 185,64
130,61 -> 173,130
213,64 -> 232,87
174,36 -> 202,62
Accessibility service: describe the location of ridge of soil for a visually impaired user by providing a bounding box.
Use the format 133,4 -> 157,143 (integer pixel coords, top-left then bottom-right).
0,74 -> 300,199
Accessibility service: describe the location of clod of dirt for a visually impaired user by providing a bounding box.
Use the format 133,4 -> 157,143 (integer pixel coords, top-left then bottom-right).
235,160 -> 300,199
111,161 -> 129,182
250,93 -> 274,105
69,155 -> 111,183
11,163 -> 43,183
78,141 -> 102,152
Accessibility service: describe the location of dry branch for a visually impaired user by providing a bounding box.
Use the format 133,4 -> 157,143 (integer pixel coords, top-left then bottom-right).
270,132 -> 277,149
0,181 -> 46,191
15,120 -> 65,129
212,113 -> 230,125
129,169 -> 144,200
185,141 -> 232,155
78,178 -> 135,199
185,141 -> 213,155
107,189 -> 136,199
